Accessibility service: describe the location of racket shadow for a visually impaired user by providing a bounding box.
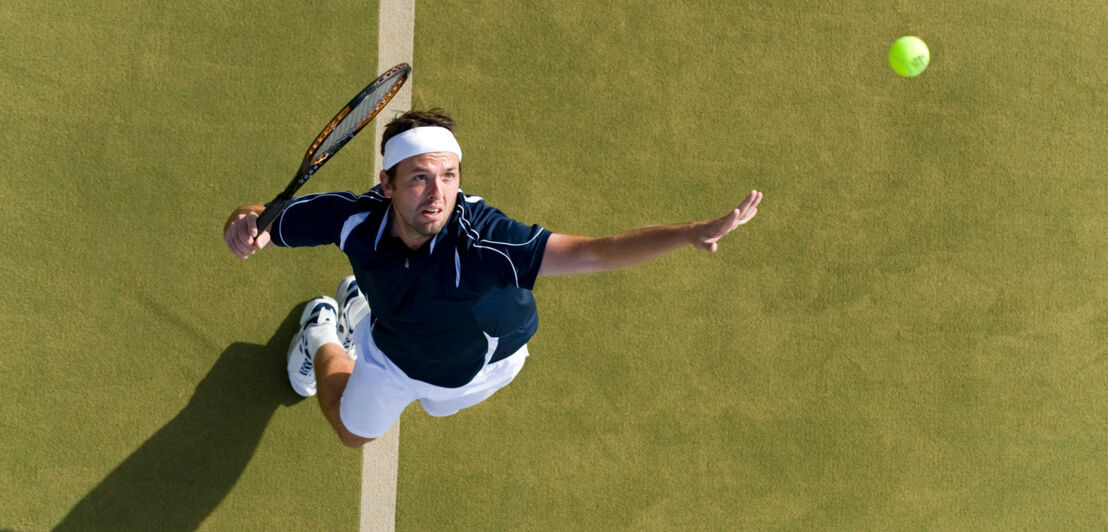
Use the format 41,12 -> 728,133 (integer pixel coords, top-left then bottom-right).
54,304 -> 307,531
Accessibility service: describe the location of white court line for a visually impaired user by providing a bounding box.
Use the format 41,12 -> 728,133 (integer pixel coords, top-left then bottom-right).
361,0 -> 413,530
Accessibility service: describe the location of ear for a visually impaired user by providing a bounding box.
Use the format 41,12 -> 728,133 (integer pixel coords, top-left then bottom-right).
379,169 -> 392,198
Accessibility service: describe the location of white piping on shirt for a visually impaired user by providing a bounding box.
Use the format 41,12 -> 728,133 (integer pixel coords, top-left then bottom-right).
340,212 -> 370,251
373,203 -> 391,251
276,191 -> 358,247
455,193 -> 545,289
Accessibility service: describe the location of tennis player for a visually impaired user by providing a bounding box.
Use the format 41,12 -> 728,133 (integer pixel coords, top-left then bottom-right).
224,109 -> 762,447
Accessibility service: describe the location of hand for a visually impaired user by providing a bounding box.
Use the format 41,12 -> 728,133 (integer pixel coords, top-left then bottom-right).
693,190 -> 763,252
224,210 -> 270,259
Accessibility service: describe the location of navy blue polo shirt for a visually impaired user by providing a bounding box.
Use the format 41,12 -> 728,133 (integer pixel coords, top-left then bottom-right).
270,185 -> 551,388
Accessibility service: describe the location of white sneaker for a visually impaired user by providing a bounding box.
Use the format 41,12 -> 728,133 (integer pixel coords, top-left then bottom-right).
336,275 -> 371,361
286,296 -> 339,397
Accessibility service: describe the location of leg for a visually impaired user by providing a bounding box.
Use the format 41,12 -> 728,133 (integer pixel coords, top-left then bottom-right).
289,286 -> 395,447
314,343 -> 375,448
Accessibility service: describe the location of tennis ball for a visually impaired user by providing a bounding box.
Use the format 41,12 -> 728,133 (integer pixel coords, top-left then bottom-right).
889,36 -> 930,77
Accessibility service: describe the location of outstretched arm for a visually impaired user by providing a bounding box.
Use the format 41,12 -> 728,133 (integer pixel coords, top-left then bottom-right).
538,190 -> 762,276
223,204 -> 271,259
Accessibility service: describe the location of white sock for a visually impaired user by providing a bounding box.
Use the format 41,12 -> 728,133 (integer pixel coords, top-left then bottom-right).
304,321 -> 341,359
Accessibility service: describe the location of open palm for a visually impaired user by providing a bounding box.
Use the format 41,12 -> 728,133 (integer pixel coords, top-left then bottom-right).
694,190 -> 763,252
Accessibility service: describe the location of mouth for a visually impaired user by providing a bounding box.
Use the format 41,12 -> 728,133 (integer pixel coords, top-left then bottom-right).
420,206 -> 444,219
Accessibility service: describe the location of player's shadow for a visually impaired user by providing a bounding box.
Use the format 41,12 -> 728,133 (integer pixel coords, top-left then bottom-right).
54,305 -> 307,531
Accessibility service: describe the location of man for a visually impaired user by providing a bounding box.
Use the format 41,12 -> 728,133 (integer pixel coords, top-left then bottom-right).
224,109 -> 762,447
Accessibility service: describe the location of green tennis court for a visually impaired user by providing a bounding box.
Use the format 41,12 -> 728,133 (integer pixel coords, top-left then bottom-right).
3,1 -> 1105,530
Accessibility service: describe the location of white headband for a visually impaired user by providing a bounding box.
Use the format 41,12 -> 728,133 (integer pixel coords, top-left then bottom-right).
382,126 -> 462,171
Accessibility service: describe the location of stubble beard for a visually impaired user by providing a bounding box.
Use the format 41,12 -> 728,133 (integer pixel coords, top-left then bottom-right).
396,208 -> 448,241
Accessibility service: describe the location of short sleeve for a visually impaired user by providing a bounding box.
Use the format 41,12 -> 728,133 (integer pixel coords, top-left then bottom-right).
270,192 -> 361,248
458,193 -> 551,289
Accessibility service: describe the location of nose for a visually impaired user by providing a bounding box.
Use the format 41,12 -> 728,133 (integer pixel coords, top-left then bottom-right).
426,176 -> 445,199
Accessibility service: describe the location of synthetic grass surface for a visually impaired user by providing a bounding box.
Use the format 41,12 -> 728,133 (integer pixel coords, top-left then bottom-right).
400,1 -> 1107,529
2,2 -> 377,529
2,0 -> 1106,530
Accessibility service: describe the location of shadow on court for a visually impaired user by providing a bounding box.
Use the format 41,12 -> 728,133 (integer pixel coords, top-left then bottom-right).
55,305 -> 306,531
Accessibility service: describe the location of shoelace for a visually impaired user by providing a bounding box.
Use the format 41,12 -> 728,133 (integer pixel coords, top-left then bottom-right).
297,304 -> 337,377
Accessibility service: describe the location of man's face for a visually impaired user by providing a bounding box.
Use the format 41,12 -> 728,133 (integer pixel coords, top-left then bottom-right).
380,152 -> 460,249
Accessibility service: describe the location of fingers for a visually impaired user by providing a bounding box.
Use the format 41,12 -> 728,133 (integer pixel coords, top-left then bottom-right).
254,230 -> 271,250
224,213 -> 260,259
695,190 -> 764,252
735,190 -> 762,225
737,189 -> 762,212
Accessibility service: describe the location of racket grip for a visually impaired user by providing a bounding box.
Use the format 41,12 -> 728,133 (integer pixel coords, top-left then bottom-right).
255,197 -> 288,233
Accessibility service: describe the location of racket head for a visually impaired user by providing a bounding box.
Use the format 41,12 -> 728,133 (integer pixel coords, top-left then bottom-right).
255,63 -> 410,232
300,62 -> 411,178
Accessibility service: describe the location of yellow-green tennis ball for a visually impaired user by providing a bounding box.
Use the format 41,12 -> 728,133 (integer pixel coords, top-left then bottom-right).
889,36 -> 930,77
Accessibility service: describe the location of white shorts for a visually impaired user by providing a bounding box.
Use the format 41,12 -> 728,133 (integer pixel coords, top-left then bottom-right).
339,318 -> 528,439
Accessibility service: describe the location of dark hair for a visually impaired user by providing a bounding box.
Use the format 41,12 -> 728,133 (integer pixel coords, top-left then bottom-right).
380,109 -> 457,179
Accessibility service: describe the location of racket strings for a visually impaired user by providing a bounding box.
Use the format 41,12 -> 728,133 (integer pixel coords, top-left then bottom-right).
317,74 -> 406,157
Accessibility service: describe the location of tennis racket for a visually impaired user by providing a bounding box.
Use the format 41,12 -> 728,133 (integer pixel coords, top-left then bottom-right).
255,62 -> 411,232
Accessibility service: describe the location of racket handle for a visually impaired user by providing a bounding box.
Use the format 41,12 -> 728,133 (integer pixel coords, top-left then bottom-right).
255,197 -> 289,234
